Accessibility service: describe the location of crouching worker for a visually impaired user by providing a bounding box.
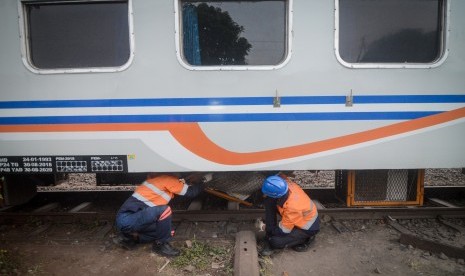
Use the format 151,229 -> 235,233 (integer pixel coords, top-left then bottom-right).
114,173 -> 204,257
259,173 -> 320,256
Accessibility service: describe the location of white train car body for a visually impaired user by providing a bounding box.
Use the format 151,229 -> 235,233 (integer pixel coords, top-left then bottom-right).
0,0 -> 464,174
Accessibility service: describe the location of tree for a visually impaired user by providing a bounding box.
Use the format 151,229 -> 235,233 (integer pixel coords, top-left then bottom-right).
195,3 -> 252,65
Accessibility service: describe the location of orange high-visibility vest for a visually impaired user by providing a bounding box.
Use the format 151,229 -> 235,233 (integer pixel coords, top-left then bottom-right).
132,175 -> 188,207
277,179 -> 318,233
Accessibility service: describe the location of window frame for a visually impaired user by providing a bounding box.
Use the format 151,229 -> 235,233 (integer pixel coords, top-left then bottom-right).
174,0 -> 293,71
334,0 -> 450,69
18,0 -> 135,74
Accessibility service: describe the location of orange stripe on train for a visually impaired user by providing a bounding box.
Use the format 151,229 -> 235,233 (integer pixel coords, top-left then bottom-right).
1,107 -> 464,165
170,107 -> 465,165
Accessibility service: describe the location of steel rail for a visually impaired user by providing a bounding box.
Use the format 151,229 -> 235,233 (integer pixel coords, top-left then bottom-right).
1,206 -> 465,224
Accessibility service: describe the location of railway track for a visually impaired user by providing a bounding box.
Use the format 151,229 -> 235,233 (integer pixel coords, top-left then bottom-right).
2,205 -> 465,223
1,187 -> 464,223
1,187 -> 465,264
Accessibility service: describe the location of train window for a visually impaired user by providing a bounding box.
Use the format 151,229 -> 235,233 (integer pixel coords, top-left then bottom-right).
21,0 -> 133,73
336,0 -> 447,68
177,0 -> 290,70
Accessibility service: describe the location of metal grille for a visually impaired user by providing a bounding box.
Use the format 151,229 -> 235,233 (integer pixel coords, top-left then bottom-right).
354,170 -> 388,202
336,170 -> 423,206
354,170 -> 419,202
206,172 -> 266,200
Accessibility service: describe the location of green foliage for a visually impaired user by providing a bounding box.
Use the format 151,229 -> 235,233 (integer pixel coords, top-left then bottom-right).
0,249 -> 19,274
259,256 -> 274,276
170,240 -> 232,272
195,3 -> 252,65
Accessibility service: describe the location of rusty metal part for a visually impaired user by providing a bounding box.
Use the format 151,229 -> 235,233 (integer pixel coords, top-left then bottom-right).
205,188 -> 253,207
437,216 -> 465,234
2,207 -> 465,225
399,232 -> 465,259
386,216 -> 465,259
116,205 -> 463,220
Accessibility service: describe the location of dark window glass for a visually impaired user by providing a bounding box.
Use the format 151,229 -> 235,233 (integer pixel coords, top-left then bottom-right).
180,0 -> 287,66
339,0 -> 445,63
26,1 -> 130,69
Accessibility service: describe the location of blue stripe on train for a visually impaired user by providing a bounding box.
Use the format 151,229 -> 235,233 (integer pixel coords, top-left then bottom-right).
0,95 -> 464,109
0,111 -> 440,124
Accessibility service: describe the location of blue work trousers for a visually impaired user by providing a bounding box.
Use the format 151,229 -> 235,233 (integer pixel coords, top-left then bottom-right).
115,205 -> 172,243
264,197 -> 319,249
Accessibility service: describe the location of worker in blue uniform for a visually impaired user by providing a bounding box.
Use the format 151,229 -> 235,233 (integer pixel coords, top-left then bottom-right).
259,173 -> 320,256
114,173 -> 204,257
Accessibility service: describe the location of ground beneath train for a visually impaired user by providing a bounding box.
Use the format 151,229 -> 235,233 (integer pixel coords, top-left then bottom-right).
2,219 -> 464,276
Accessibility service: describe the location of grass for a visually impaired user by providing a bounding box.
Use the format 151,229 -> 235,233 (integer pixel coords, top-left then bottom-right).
259,256 -> 274,276
170,239 -> 233,273
0,249 -> 45,275
0,249 -> 19,274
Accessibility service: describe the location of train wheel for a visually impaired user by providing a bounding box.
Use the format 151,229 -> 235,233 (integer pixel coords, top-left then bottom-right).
1,174 -> 53,206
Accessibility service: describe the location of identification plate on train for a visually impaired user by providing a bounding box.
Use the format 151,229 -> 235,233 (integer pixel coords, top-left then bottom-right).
0,155 -> 128,173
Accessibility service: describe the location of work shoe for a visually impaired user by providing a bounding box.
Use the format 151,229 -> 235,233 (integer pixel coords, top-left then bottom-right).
113,233 -> 137,250
292,236 -> 315,252
258,240 -> 275,256
152,242 -> 180,257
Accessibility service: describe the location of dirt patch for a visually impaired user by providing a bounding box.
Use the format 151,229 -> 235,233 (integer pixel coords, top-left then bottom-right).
1,237 -> 233,276
2,219 -> 465,276
264,219 -> 465,276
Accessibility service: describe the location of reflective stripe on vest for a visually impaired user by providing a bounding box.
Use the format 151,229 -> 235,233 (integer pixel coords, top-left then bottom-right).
179,183 -> 188,196
132,181 -> 176,207
279,221 -> 292,233
132,192 -> 156,207
132,176 -> 189,207
142,181 -> 172,202
300,200 -> 318,230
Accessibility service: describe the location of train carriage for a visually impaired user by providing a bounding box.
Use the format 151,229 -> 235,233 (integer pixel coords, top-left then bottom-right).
0,0 -> 464,204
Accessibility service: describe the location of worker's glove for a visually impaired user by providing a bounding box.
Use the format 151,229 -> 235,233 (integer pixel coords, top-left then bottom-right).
255,218 -> 266,232
201,173 -> 213,183
196,173 -> 212,190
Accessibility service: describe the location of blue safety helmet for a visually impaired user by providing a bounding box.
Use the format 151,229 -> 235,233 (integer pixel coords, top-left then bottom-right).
262,175 -> 288,198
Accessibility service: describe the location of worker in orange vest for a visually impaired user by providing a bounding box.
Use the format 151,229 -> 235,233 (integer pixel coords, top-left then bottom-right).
114,173 -> 204,257
259,173 -> 320,256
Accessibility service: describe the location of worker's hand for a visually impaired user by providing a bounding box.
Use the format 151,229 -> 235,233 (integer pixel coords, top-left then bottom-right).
255,218 -> 266,232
